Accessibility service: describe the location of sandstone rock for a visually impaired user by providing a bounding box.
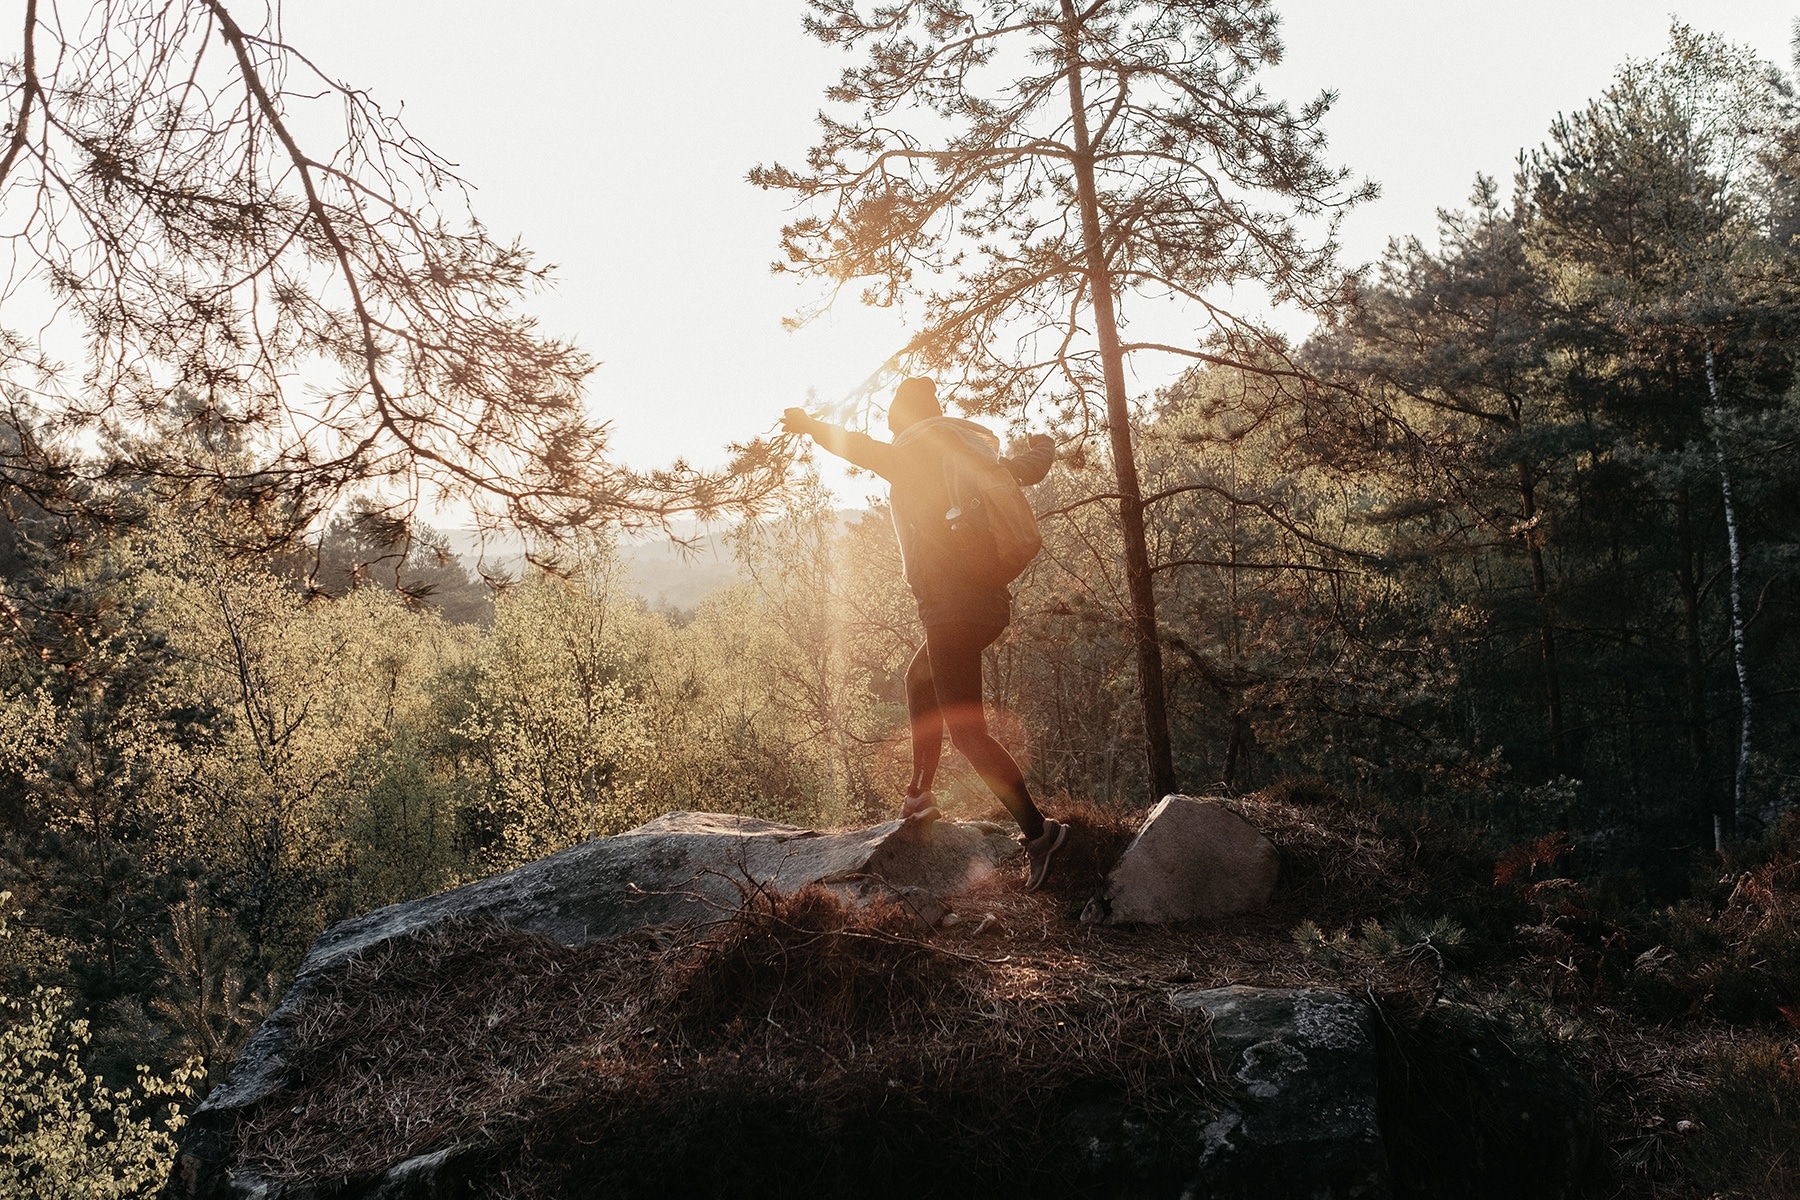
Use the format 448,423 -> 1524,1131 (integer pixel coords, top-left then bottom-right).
361,1146 -> 468,1199
166,812 -> 1017,1200
1172,986 -> 1391,1199
166,808 -> 1586,1200
1083,794 -> 1279,924
302,811 -> 1018,979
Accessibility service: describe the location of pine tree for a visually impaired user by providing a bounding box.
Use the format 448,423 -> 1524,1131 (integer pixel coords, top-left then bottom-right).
754,0 -> 1369,795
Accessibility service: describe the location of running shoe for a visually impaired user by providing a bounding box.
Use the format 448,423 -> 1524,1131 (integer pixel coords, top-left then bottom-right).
1022,819 -> 1069,891
901,789 -> 941,825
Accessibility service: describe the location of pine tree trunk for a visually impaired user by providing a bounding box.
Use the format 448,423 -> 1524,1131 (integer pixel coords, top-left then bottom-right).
1517,462 -> 1566,769
1060,1 -> 1176,799
1706,345 -> 1751,841
1674,489 -> 1721,850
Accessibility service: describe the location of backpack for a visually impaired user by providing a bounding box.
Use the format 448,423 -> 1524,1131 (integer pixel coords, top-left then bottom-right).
938,435 -> 1044,587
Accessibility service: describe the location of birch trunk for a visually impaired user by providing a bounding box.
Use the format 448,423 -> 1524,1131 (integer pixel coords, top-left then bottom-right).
1706,345 -> 1751,845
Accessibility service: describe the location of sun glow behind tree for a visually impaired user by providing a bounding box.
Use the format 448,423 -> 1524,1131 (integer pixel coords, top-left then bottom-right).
752,0 -> 1372,795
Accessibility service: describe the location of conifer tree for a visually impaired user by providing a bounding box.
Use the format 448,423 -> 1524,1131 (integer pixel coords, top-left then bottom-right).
754,0 -> 1369,794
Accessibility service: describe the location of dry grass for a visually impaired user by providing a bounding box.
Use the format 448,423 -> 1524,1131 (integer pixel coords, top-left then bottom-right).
236,922 -> 662,1181
1036,793 -> 1150,904
1567,1011 -> 1800,1200
1221,784 -> 1416,921
656,882 -> 970,1038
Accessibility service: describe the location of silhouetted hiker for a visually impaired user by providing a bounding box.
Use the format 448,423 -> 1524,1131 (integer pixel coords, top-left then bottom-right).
782,377 -> 1069,889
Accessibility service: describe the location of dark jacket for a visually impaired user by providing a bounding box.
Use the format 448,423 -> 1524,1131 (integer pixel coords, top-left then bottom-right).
804,415 -> 1054,629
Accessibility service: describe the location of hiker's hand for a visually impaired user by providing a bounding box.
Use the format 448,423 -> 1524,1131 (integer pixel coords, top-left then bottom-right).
781,407 -> 815,436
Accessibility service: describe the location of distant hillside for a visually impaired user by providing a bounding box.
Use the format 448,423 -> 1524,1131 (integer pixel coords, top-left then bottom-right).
435,525 -> 744,613
617,534 -> 743,613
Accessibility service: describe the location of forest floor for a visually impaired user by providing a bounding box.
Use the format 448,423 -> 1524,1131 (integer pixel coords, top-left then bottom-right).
228,786 -> 1800,1199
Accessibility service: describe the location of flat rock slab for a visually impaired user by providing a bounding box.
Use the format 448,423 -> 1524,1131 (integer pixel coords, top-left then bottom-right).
1173,986 -> 1391,1199
1085,795 -> 1279,924
299,811 -> 1015,980
166,813 -> 1016,1200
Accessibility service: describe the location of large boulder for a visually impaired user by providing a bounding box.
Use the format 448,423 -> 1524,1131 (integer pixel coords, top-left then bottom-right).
1064,986 -> 1390,1200
166,812 -> 1017,1200
1083,795 -> 1279,924
175,977 -> 1394,1200
303,811 -> 1017,978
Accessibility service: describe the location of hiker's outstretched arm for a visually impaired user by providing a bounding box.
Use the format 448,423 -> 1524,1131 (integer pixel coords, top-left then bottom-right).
1003,434 -> 1056,486
782,410 -> 899,478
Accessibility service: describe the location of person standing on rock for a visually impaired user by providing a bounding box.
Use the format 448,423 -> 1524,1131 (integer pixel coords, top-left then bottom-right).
781,377 -> 1070,890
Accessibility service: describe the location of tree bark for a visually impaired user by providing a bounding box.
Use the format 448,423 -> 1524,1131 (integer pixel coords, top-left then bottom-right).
0,0 -> 40,192
1674,488 -> 1720,849
1705,345 -> 1751,841
1516,462 -> 1567,769
1059,0 -> 1176,798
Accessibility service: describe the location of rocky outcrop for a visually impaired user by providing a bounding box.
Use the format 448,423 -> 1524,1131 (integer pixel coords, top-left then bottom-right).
166,812 -> 1017,1199
1083,795 -> 1280,924
1173,986 -> 1389,1198
166,808 -> 1593,1200
304,810 -> 1018,975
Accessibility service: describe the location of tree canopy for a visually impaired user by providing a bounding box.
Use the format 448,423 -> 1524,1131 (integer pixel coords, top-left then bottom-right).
0,0 -> 790,542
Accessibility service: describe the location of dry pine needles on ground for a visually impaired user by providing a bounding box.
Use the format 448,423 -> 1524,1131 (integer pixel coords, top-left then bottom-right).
225,788 -> 1799,1199
238,882 -> 1229,1198
230,786 -> 1452,1196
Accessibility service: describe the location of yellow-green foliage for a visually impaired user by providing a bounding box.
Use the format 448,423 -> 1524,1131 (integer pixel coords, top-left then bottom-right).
456,550 -> 655,867
0,987 -> 198,1199
1,497 -> 928,998
1,898 -> 198,1199
646,495 -> 907,827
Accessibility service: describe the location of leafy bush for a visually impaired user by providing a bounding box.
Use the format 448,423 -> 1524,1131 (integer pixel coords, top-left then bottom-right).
0,985 -> 198,1199
1633,814 -> 1800,1024
1292,914 -> 1469,977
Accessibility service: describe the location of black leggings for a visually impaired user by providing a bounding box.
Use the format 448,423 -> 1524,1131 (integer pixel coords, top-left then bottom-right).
905,621 -> 1045,840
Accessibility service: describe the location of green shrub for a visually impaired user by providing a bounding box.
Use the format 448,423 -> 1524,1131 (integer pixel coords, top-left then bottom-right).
0,986 -> 199,1199
1637,815 -> 1800,1025
1292,913 -> 1469,975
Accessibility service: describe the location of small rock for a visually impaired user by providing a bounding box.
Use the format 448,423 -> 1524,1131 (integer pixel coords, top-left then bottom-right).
939,911 -> 962,927
1086,795 -> 1279,925
364,1145 -> 468,1198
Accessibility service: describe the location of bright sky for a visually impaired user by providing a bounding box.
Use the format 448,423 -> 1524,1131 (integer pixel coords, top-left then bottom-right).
280,1 -> 1792,491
